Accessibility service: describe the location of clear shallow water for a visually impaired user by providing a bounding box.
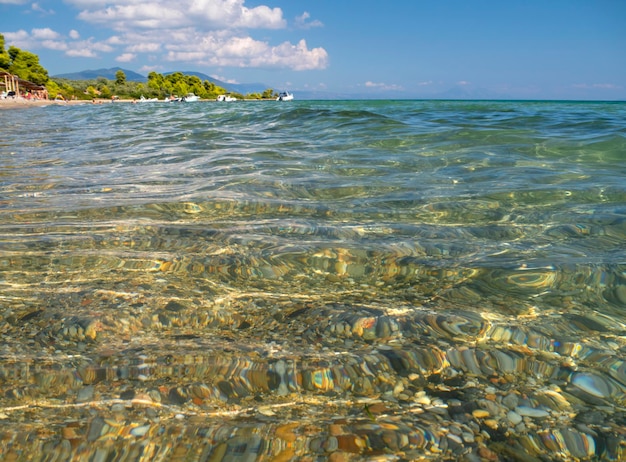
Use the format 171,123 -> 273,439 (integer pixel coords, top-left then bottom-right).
1,100 -> 625,460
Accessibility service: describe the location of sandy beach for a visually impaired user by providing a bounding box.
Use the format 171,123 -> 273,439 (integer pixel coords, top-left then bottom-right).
0,97 -> 90,109
0,97 -> 133,109
0,97 -> 272,109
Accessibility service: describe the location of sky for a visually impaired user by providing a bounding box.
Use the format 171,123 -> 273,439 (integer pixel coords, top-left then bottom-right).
1,0 -> 625,100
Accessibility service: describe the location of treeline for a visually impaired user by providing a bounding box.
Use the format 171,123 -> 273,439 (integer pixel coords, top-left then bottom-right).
0,33 -> 276,100
55,69 -> 277,101
0,34 -> 49,84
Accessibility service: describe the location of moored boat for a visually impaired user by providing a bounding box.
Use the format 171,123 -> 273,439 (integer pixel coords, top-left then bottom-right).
182,93 -> 200,102
276,91 -> 293,101
216,94 -> 237,102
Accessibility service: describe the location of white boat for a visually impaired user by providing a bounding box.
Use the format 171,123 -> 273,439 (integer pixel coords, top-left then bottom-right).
276,91 -> 293,101
139,95 -> 159,102
182,93 -> 200,102
216,94 -> 237,102
166,93 -> 200,102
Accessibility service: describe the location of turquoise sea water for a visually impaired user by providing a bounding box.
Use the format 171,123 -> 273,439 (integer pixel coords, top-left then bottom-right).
1,100 -> 625,460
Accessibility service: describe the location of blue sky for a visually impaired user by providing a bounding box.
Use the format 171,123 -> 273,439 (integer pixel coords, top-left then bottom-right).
1,0 -> 625,99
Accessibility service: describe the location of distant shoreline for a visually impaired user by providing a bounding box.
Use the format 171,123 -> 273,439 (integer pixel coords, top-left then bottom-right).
0,97 -> 278,109
0,98 -> 91,109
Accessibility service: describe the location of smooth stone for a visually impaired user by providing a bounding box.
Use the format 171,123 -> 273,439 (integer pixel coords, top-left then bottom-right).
76,385 -> 95,403
130,425 -> 150,437
507,410 -> 523,425
472,409 -> 490,419
571,372 -> 613,399
502,393 -> 519,410
515,406 -> 549,418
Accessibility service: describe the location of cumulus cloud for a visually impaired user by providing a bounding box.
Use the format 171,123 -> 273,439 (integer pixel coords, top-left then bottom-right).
4,0 -> 328,71
116,52 -> 136,62
3,30 -> 35,48
77,4 -> 188,30
41,40 -> 68,51
66,48 -> 98,58
31,28 -> 60,40
160,32 -> 327,70
73,0 -> 285,30
5,28 -> 114,59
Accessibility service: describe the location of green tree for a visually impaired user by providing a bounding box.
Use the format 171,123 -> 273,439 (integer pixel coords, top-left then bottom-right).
0,34 -> 10,70
262,88 -> 275,99
45,80 -> 61,98
165,71 -> 184,84
7,46 -> 49,84
147,71 -> 164,91
86,85 -> 98,97
115,69 -> 126,85
99,84 -> 111,99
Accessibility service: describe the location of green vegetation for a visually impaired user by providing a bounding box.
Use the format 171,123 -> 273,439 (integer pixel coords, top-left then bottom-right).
0,33 -> 277,100
0,34 -> 49,85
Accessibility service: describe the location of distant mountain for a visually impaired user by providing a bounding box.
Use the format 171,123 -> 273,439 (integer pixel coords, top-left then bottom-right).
53,67 -> 147,82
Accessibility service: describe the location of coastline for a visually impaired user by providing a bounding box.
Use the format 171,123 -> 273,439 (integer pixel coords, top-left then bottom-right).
0,98 -> 273,109
0,97 -> 91,109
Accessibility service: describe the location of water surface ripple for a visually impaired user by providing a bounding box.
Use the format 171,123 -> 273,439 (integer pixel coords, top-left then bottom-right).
1,100 -> 625,460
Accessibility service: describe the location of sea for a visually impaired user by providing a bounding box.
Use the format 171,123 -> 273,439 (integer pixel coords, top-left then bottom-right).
1,99 -> 625,461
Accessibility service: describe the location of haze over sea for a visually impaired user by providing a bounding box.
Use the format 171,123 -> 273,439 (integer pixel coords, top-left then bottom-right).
1,99 -> 625,460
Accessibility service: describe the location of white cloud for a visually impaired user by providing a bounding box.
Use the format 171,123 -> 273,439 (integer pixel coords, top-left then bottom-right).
3,30 -> 33,48
106,36 -> 125,46
116,52 -> 136,62
457,80 -> 470,86
63,38 -> 114,57
126,42 -> 161,53
212,75 -> 239,84
72,0 -> 323,69
186,0 -> 285,29
4,0 -> 328,71
163,34 -> 327,70
74,0 -> 284,31
4,28 -> 114,60
31,2 -> 54,14
66,48 -> 98,58
31,28 -> 60,40
0,0 -> 29,4
295,12 -> 323,29
139,64 -> 161,73
364,81 -> 404,91
573,83 -> 622,90
77,4 -> 188,30
41,40 -> 68,51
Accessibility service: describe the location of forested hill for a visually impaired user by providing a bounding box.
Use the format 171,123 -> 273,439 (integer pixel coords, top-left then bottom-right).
53,67 -> 267,94
53,67 -> 146,82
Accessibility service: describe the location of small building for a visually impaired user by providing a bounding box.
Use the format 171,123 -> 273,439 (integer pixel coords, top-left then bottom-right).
1,71 -> 48,99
